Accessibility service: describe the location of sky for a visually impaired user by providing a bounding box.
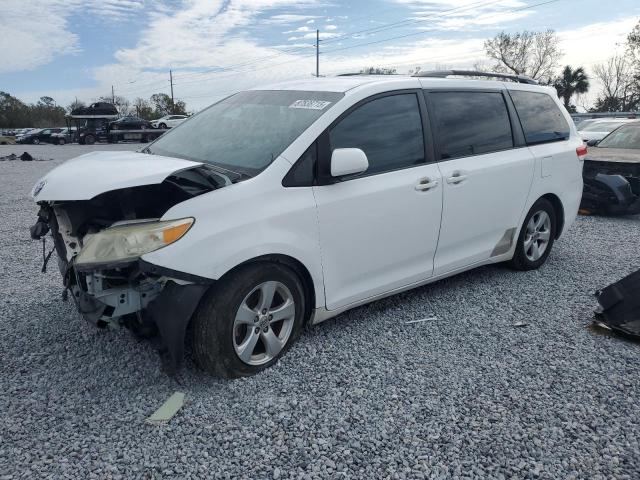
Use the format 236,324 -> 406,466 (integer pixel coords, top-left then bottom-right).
1,0 -> 639,112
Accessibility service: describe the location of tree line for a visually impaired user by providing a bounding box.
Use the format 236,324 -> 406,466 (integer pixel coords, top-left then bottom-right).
482,21 -> 640,113
0,92 -> 188,129
362,20 -> 640,114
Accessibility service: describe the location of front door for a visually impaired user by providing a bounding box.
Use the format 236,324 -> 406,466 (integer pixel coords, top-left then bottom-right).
313,91 -> 443,310
425,90 -> 535,275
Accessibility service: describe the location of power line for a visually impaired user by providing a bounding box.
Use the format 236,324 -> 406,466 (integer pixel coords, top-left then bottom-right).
322,0 -> 563,56
173,0 -> 565,93
118,0 -> 514,90
111,0 -> 564,101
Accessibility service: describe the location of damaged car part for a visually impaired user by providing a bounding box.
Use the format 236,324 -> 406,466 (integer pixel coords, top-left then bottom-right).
580,121 -> 640,215
595,269 -> 640,338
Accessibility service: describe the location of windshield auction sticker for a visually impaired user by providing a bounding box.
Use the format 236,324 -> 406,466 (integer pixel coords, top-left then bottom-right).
289,100 -> 332,110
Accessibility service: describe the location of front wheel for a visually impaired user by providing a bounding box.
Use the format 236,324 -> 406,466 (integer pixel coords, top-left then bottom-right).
58,138 -> 66,145
159,123 -> 167,129
33,138 -> 40,145
192,263 -> 305,378
508,198 -> 557,271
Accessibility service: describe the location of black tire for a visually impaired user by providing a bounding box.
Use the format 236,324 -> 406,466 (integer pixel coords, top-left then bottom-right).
33,138 -> 40,145
84,134 -> 96,145
508,198 -> 557,271
192,263 -> 306,378
159,123 -> 167,129
58,138 -> 65,145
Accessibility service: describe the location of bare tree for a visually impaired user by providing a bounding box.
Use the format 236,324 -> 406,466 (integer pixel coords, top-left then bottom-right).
593,55 -> 639,111
484,30 -> 562,82
359,66 -> 397,75
97,94 -> 131,116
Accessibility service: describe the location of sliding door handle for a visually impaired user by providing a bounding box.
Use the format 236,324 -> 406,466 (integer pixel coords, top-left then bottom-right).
446,172 -> 468,184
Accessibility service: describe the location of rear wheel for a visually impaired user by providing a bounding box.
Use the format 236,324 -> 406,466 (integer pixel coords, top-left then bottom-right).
58,138 -> 66,145
159,123 -> 167,129
508,198 -> 556,271
192,263 -> 305,378
84,134 -> 96,145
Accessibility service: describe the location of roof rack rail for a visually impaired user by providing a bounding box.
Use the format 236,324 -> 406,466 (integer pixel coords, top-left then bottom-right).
336,72 -> 402,77
413,70 -> 538,85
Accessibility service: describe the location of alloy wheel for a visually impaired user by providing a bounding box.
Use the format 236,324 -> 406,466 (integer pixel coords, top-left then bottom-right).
232,281 -> 296,366
524,210 -> 551,262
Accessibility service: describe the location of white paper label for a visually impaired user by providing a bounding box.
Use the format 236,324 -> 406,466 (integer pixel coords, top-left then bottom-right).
289,100 -> 332,110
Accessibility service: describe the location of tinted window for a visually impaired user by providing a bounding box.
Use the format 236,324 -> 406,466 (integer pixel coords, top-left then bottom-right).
430,91 -> 513,160
510,90 -> 570,145
329,93 -> 425,175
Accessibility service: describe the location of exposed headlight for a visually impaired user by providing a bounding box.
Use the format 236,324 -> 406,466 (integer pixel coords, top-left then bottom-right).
75,218 -> 194,266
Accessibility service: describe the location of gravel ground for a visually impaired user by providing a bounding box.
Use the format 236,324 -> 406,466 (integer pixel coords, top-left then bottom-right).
1,144 -> 640,479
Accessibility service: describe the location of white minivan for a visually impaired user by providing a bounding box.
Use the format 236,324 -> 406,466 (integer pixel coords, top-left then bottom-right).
30,71 -> 585,377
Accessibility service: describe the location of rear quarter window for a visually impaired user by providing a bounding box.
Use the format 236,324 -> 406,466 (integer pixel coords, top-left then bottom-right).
510,90 -> 570,145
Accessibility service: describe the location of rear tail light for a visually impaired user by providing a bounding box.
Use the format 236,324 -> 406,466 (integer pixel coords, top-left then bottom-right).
576,145 -> 588,161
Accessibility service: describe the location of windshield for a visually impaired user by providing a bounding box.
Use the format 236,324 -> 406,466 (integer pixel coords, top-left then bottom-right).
581,121 -> 628,133
147,90 -> 344,175
598,124 -> 640,149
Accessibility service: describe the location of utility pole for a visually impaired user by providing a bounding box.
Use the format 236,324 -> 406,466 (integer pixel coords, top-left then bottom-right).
316,30 -> 320,78
111,85 -> 115,104
169,70 -> 175,113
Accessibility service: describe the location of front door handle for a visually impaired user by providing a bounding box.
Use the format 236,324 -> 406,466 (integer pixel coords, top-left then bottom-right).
415,177 -> 439,191
446,171 -> 468,184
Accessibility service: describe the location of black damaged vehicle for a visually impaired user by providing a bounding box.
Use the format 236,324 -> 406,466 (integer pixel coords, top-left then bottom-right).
581,121 -> 640,215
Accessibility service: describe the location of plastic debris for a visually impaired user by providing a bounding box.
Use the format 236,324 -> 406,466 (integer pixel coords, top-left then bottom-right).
405,317 -> 438,324
146,392 -> 185,425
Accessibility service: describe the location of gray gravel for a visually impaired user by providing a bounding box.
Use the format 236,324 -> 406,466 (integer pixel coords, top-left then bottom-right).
2,143 -> 640,479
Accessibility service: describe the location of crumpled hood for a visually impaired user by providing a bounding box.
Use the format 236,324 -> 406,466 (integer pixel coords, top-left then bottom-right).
585,147 -> 640,164
32,150 -> 202,201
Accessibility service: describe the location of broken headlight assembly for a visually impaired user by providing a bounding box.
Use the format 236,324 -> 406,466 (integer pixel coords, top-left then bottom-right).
75,218 -> 194,266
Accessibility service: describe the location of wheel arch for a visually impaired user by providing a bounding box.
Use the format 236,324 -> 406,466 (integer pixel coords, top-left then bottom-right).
540,193 -> 565,239
221,254 -> 317,325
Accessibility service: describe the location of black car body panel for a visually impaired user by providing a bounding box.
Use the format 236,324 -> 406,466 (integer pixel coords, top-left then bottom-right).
582,147 -> 640,215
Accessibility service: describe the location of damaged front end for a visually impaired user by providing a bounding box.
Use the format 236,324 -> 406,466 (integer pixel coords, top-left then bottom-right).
581,158 -> 640,216
30,162 -> 233,371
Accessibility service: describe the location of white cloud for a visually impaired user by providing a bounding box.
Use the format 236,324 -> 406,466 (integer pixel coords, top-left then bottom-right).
266,13 -> 319,24
0,0 -> 148,74
8,0 -> 639,113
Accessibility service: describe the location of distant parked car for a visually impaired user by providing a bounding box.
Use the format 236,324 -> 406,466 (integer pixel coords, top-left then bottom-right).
50,127 -> 77,145
109,116 -> 153,130
16,128 -> 64,144
578,119 -> 635,142
151,115 -> 188,129
71,102 -> 118,117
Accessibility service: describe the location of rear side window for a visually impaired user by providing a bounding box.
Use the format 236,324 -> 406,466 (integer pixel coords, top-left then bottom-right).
329,93 -> 425,175
429,91 -> 514,160
510,90 -> 570,145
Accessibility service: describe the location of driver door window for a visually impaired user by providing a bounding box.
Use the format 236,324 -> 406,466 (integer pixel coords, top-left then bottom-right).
329,93 -> 426,177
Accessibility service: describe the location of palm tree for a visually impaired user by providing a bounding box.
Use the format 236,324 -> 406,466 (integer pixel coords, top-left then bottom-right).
554,66 -> 590,111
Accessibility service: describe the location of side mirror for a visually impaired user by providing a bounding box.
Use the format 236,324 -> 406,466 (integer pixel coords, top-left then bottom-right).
586,139 -> 599,147
331,148 -> 369,177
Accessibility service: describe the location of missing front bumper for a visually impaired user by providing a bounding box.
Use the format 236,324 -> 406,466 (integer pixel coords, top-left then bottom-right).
70,260 -> 212,372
